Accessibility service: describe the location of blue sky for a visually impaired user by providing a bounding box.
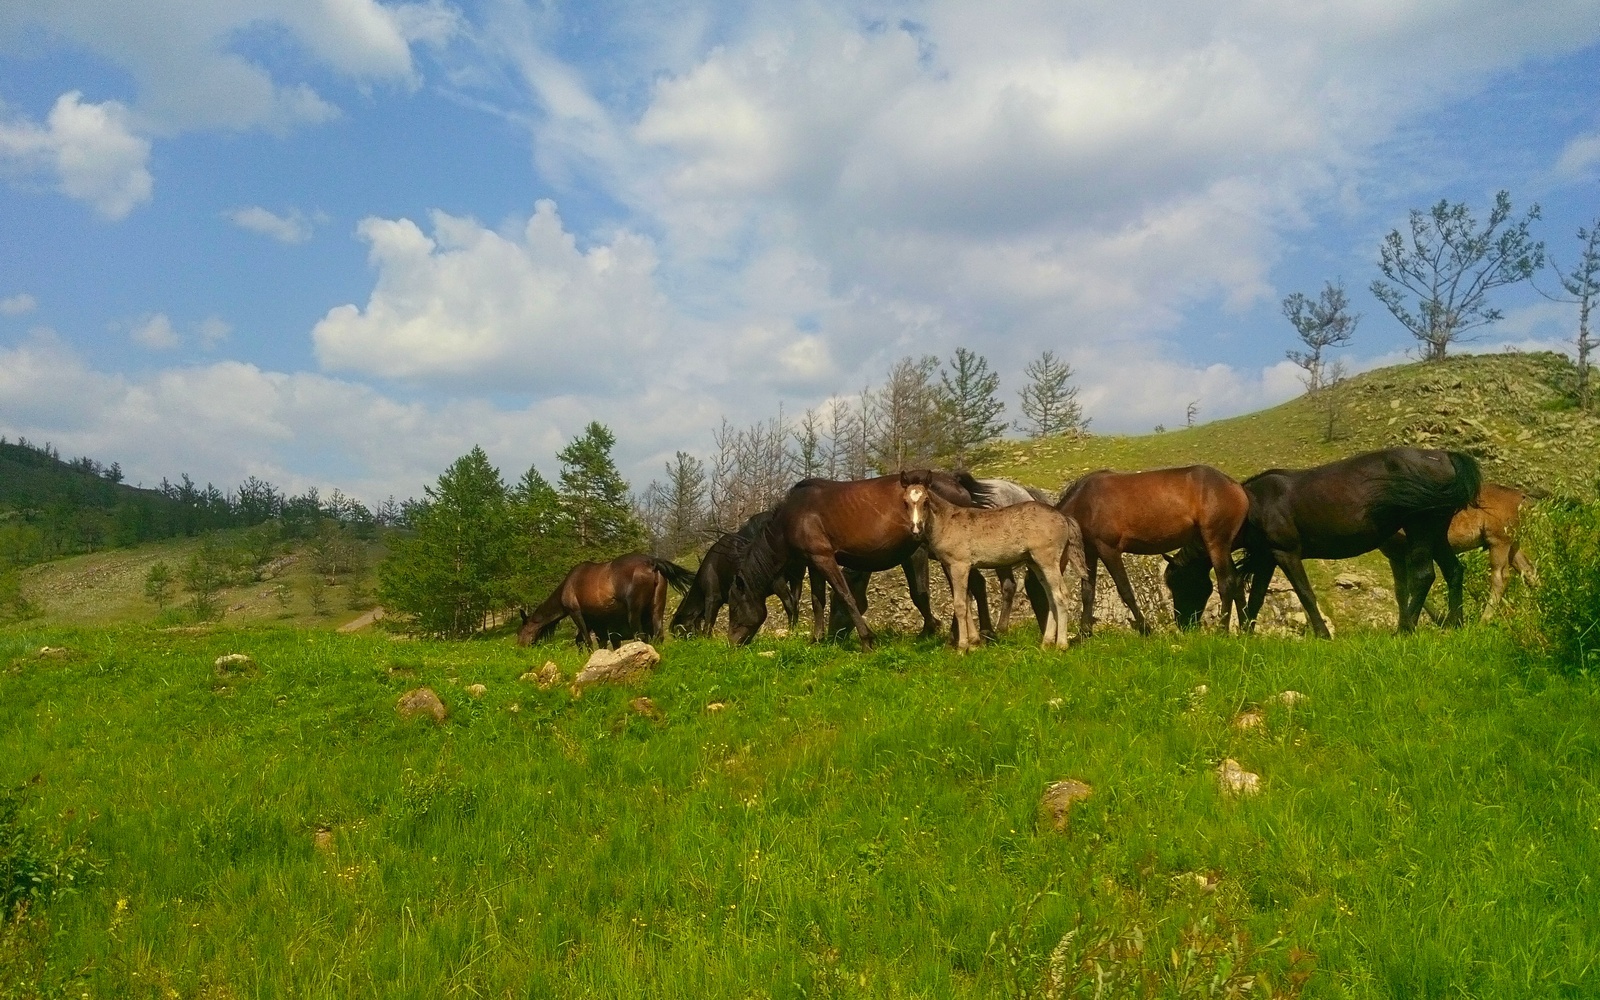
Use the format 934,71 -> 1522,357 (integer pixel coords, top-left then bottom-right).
2,0 -> 1599,504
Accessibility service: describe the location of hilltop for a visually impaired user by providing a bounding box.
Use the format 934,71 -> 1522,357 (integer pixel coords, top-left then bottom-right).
983,351 -> 1598,498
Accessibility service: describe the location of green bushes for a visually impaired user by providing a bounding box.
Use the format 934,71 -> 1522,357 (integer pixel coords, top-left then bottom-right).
0,788 -> 97,923
1517,499 -> 1600,675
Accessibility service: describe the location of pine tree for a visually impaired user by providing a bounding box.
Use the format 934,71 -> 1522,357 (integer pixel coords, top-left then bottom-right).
557,422 -> 644,554
937,347 -> 1007,468
379,446 -> 514,637
1017,350 -> 1087,438
649,452 -> 708,556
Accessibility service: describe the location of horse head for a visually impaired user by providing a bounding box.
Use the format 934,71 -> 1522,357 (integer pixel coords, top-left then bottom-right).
1162,547 -> 1214,630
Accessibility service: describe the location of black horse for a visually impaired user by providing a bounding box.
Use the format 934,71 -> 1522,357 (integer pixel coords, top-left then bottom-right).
726,471 -> 998,649
1165,447 -> 1482,637
669,511 -> 804,637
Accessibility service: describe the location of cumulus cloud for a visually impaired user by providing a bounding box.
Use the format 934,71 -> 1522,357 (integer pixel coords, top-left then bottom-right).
225,205 -> 316,243
0,0 -> 446,134
313,200 -> 668,387
0,293 -> 36,316
130,313 -> 179,349
0,92 -> 152,219
197,315 -> 232,349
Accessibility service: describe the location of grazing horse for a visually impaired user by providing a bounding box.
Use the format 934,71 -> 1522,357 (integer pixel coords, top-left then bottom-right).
1058,466 -> 1250,638
902,471 -> 1086,650
669,511 -> 804,637
972,477 -> 1058,631
1168,448 -> 1481,638
726,471 -> 997,649
1379,481 -> 1538,622
518,554 -> 695,649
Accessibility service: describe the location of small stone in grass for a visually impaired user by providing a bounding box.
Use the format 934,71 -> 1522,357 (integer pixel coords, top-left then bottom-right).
1232,708 -> 1265,730
706,702 -> 727,713
314,827 -> 334,852
396,687 -> 448,724
630,697 -> 661,719
37,646 -> 69,659
465,683 -> 487,699
571,642 -> 660,693
1218,758 -> 1260,797
213,653 -> 255,678
1039,779 -> 1093,832
1274,690 -> 1308,706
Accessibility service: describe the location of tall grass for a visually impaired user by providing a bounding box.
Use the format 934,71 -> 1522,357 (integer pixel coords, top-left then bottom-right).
0,624 -> 1595,997
1516,500 -> 1600,676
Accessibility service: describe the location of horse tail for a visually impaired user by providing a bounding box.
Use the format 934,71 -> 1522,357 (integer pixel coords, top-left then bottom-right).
952,470 -> 1001,508
1375,450 -> 1482,524
651,557 -> 696,593
1057,515 -> 1087,580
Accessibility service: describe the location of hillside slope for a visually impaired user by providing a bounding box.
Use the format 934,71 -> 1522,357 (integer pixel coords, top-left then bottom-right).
982,351 -> 1597,497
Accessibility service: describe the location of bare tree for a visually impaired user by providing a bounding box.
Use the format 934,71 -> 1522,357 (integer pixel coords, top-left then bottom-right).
793,409 -> 825,479
872,355 -> 943,472
1284,280 -> 1359,391
1185,400 -> 1199,428
1317,358 -> 1351,443
1371,191 -> 1544,362
938,347 -> 1007,468
1538,218 -> 1600,410
644,451 -> 709,556
1016,350 -> 1088,438
708,410 -> 794,531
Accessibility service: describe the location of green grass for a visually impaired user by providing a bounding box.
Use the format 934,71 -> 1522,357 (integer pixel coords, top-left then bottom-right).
0,623 -> 1595,997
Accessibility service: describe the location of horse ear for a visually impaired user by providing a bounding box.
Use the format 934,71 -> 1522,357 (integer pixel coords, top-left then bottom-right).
899,470 -> 910,486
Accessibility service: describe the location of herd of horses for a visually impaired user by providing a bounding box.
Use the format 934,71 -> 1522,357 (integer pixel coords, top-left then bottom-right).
517,446 -> 1538,652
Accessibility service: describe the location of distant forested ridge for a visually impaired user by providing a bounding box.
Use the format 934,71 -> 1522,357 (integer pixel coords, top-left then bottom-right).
0,437 -> 398,569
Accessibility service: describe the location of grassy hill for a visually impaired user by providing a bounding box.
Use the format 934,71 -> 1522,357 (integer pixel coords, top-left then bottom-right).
982,351 -> 1599,498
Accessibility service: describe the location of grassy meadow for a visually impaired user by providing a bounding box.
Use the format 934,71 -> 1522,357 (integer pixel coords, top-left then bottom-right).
1,621 -> 1596,998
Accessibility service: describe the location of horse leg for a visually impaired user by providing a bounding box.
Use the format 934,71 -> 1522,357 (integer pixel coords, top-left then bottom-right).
906,548 -> 941,638
1433,535 -> 1465,628
969,569 -> 996,639
1207,537 -> 1240,634
782,563 -> 805,631
1023,566 -> 1051,637
948,561 -> 973,651
814,555 -> 876,650
570,606 -> 593,651
994,566 -> 1016,632
1078,552 -> 1099,640
772,573 -> 799,633
1512,543 -> 1539,588
809,565 -> 828,643
1380,537 -> 1410,629
1397,539 -> 1435,633
1102,550 -> 1150,636
1032,553 -> 1070,648
1483,537 -> 1510,621
1274,551 -> 1332,639
1239,553 -> 1276,633
651,574 -> 669,641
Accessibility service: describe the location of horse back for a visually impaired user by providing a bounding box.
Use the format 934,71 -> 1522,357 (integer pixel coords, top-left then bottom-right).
1060,466 -> 1244,553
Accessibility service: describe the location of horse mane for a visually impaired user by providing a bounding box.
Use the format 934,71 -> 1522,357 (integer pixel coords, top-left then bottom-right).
951,470 -> 998,508
1372,451 -> 1482,526
733,510 -> 787,600
1241,468 -> 1291,486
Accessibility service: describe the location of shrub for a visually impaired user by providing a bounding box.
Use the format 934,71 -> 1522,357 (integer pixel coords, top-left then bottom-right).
0,788 -> 98,923
1516,500 -> 1600,675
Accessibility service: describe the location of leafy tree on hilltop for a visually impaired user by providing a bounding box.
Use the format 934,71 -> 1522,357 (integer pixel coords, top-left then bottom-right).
1284,280 -> 1359,392
1538,219 -> 1600,410
558,423 -> 643,553
379,446 -> 514,637
1371,191 -> 1543,362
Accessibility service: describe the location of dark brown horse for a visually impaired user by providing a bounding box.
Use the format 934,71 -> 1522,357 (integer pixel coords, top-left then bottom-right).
1378,481 -> 1537,622
669,511 -> 804,637
726,471 -> 997,649
518,554 -> 695,649
1166,448 -> 1482,638
1058,465 -> 1250,637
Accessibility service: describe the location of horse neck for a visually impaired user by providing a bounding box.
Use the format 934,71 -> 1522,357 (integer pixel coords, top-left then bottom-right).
921,490 -> 959,542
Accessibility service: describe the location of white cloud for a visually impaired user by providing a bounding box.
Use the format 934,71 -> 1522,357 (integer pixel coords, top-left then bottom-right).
313,200 -> 669,387
1553,131 -> 1600,182
0,293 -> 36,316
196,315 -> 232,349
0,92 -> 152,219
225,205 -> 315,243
0,0 -> 446,134
130,313 -> 179,350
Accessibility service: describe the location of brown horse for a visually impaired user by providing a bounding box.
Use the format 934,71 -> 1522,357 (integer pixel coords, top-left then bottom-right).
726,471 -> 997,649
1058,466 -> 1250,638
1380,481 -> 1537,622
669,511 -> 805,637
1168,448 -> 1482,638
518,554 -> 695,649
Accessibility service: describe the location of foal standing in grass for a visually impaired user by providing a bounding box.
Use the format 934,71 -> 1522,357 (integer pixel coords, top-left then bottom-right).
901,470 -> 1086,650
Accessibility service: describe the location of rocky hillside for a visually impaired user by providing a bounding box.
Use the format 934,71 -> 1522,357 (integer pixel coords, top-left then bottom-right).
983,351 -> 1598,498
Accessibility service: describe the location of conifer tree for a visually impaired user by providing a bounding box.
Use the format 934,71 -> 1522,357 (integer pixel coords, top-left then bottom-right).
379,446 -> 514,637
557,422 -> 644,553
938,347 -> 1006,468
1017,350 -> 1088,439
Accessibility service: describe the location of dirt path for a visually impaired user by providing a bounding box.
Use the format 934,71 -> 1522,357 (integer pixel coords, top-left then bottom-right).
337,606 -> 385,632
